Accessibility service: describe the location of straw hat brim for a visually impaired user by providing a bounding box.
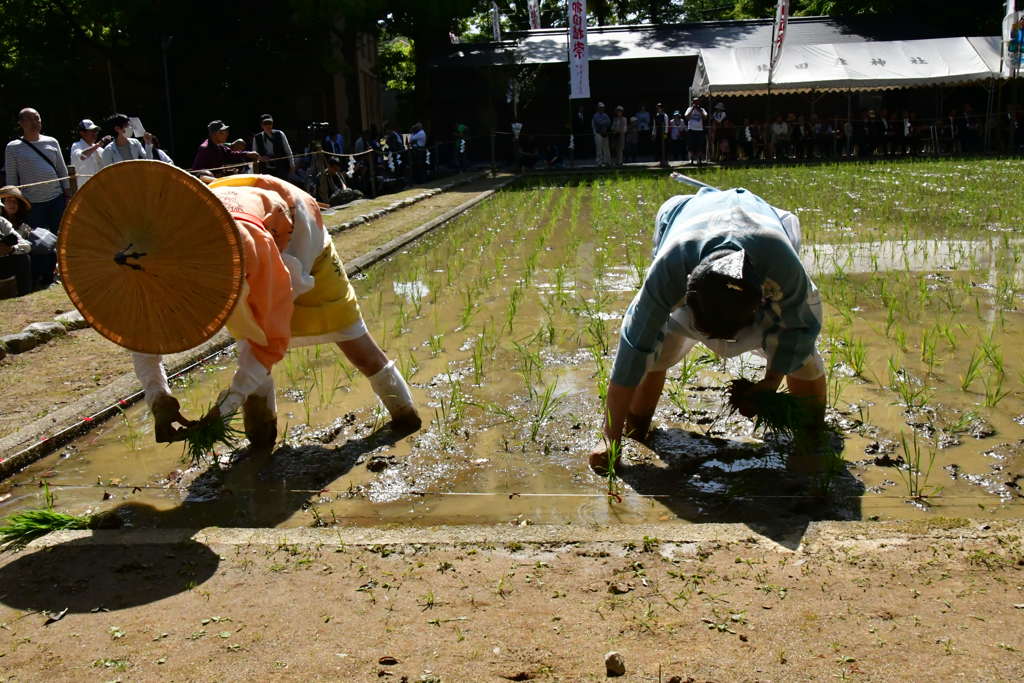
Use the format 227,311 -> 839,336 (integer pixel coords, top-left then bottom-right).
0,186 -> 31,213
58,161 -> 244,354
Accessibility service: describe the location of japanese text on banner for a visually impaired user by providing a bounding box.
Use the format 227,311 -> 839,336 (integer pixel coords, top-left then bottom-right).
567,0 -> 590,99
770,0 -> 789,78
528,0 -> 542,30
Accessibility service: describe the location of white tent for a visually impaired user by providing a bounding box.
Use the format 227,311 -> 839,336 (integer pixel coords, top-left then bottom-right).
691,37 -> 1004,97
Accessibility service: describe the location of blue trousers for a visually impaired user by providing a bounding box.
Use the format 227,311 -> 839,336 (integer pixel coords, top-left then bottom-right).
26,193 -> 67,235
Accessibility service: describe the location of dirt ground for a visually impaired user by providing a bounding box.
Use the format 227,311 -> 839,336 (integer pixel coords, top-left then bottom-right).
0,174 -> 504,441
0,521 -> 1020,681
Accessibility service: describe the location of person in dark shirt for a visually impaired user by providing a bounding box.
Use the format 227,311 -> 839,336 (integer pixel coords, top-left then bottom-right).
191,120 -> 262,177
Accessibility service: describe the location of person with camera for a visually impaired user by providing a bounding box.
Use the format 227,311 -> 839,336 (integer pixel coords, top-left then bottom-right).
69,119 -> 111,187
192,120 -> 264,177
98,114 -> 147,166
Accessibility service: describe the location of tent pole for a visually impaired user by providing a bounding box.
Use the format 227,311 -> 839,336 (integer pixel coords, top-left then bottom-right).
984,78 -> 995,153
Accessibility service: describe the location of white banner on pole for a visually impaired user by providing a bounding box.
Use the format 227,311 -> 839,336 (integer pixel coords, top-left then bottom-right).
491,2 -> 502,42
1004,7 -> 1023,77
769,0 -> 790,79
528,0 -> 542,30
567,0 -> 590,99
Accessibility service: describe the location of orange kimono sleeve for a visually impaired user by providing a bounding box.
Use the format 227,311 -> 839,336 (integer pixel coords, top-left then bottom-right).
236,222 -> 294,370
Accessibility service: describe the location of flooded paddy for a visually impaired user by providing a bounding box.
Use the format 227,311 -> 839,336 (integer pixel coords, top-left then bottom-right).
2,159 -> 1024,531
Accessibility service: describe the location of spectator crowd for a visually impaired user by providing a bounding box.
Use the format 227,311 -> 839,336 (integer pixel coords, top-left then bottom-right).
1,106 -> 470,300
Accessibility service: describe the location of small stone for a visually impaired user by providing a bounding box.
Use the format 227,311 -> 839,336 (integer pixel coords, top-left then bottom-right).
54,309 -> 89,331
607,581 -> 632,595
0,331 -> 38,354
23,321 -> 66,342
378,655 -> 399,665
604,651 -> 625,677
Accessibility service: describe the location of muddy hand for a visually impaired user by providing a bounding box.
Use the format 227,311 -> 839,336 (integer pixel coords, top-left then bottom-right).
588,445 -> 612,475
151,395 -> 194,443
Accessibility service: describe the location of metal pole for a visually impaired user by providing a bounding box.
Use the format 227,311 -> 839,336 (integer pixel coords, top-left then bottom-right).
369,151 -> 377,198
490,132 -> 497,175
161,37 -> 176,159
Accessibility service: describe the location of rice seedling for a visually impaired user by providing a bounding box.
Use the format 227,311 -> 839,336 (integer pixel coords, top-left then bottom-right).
896,431 -> 941,504
427,333 -> 444,358
117,406 -> 142,451
182,409 -> 244,467
981,370 -> 1011,408
530,380 -> 564,442
887,362 -> 932,410
604,436 -> 623,503
726,379 -> 819,440
1,484 -> 99,552
960,350 -> 984,392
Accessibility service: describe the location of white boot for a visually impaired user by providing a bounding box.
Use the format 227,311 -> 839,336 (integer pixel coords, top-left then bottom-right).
368,360 -> 421,431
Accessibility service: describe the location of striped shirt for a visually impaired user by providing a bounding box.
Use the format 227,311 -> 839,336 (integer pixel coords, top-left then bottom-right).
611,187 -> 820,387
4,136 -> 69,203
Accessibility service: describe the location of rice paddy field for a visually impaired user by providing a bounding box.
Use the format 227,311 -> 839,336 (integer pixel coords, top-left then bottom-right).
2,158 -> 1024,532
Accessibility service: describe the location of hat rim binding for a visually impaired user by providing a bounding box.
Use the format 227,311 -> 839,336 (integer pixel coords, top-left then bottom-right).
0,185 -> 32,213
57,160 -> 245,355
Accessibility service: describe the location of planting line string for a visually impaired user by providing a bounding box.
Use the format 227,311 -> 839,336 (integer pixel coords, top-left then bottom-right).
0,346 -> 237,470
5,482 -> 1007,503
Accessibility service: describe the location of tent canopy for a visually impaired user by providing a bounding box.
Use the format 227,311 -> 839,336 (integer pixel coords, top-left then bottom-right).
691,36 -> 1003,97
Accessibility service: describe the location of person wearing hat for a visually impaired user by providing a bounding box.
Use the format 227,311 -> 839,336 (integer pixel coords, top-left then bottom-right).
588,181 -> 825,472
60,163 -> 421,449
252,114 -> 295,180
192,120 -> 263,177
69,119 -> 111,187
0,185 -> 57,290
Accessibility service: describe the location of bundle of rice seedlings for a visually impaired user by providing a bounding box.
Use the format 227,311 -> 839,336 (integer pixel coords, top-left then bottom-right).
0,484 -> 96,552
181,409 -> 244,467
727,379 -> 818,439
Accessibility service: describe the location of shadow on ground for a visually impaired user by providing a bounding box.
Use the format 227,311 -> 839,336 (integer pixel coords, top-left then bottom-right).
0,425 -> 414,614
620,426 -> 864,549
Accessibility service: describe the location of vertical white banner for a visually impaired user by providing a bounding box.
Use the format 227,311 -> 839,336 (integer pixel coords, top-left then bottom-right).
492,2 -> 502,42
769,0 -> 790,78
1004,5 -> 1023,77
528,0 -> 542,30
567,0 -> 590,99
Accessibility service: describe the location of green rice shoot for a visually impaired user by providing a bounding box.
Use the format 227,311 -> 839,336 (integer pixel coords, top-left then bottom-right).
181,409 -> 245,467
0,483 -> 93,552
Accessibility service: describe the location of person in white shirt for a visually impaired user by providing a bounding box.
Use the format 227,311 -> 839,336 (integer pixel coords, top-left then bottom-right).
683,98 -> 708,165
99,114 -> 146,166
409,122 -> 427,148
409,123 -> 428,182
69,119 -> 110,187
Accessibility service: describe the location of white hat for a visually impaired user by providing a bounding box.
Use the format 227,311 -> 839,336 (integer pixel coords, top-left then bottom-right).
78,118 -> 99,131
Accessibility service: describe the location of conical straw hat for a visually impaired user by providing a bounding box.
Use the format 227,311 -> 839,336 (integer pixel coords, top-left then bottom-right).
58,161 -> 244,354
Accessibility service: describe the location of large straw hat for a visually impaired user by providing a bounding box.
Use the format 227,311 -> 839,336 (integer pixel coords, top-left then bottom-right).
58,160 -> 244,354
0,185 -> 31,214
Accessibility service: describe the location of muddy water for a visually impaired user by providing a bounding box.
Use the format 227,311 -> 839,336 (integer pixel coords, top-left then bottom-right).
2,164 -> 1023,531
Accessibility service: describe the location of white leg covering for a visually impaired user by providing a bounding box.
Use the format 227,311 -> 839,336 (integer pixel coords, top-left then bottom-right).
368,360 -> 421,429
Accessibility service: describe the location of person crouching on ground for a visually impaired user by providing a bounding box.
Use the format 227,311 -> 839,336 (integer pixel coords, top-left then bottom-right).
60,162 -> 420,449
589,182 -> 826,472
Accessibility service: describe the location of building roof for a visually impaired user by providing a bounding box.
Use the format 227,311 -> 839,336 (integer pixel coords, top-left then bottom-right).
691,36 -> 1004,96
432,16 -> 951,69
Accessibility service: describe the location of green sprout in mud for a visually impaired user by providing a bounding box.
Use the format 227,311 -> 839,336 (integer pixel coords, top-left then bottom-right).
427,333 -> 444,358
530,381 -> 564,442
896,431 -> 941,505
605,437 -> 623,503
